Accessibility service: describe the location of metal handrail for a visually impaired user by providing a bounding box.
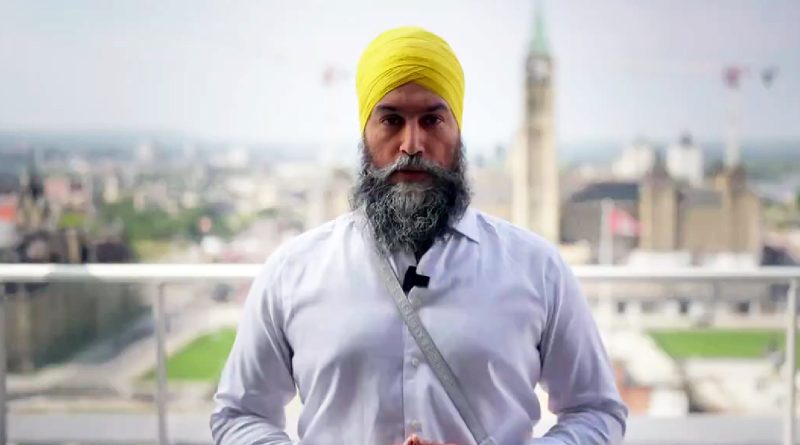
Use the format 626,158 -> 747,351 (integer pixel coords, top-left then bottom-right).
1,264 -> 798,445
0,263 -> 799,281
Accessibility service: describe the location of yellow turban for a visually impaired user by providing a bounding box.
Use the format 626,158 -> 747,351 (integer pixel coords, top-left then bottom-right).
356,26 -> 465,133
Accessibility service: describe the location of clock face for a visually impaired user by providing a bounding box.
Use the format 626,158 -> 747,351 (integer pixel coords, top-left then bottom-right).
529,58 -> 551,78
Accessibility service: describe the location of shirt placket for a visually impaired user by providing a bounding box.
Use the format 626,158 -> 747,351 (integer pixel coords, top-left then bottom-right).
390,250 -> 426,440
399,247 -> 440,440
402,286 -> 425,438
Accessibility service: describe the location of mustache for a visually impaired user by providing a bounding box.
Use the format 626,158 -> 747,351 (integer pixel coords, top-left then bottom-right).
367,153 -> 461,183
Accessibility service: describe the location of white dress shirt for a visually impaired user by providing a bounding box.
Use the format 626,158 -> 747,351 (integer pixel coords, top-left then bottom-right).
211,208 -> 627,444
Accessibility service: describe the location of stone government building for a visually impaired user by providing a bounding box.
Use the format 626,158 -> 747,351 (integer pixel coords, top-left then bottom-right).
1,158 -> 144,373
467,5 -> 763,268
563,160 -> 762,265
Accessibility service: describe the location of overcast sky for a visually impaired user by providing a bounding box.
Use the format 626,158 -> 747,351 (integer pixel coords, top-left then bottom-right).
1,0 -> 798,152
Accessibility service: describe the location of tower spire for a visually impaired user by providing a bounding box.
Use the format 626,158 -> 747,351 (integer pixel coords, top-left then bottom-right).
514,0 -> 559,243
530,0 -> 549,56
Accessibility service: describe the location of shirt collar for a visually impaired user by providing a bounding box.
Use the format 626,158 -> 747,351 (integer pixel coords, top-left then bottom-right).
449,207 -> 480,244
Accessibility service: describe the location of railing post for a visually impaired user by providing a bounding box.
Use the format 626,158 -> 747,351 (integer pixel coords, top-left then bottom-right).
710,281 -> 721,326
785,279 -> 798,445
153,283 -> 169,445
0,287 -> 7,445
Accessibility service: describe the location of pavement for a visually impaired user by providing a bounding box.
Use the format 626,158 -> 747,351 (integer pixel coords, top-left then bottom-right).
685,359 -> 791,415
603,328 -> 684,388
600,327 -> 799,417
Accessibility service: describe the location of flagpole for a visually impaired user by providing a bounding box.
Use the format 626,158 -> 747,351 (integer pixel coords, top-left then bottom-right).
600,198 -> 614,265
597,199 -> 615,329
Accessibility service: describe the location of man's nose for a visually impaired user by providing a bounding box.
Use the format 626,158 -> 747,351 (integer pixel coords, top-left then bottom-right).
399,121 -> 425,156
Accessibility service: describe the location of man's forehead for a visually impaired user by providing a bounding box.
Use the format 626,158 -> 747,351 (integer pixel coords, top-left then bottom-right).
375,83 -> 450,113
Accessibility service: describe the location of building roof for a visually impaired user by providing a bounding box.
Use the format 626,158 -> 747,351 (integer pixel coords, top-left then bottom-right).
570,181 -> 639,203
0,172 -> 20,194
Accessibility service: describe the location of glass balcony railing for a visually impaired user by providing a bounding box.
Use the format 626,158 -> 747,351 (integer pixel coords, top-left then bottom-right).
1,264 -> 798,445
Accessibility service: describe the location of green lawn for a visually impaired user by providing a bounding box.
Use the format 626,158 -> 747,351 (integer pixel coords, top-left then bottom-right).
144,328 -> 236,381
649,329 -> 798,364
152,328 -> 796,381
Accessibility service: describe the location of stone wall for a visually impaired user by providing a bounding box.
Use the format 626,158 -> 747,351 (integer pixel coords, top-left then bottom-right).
3,282 -> 145,372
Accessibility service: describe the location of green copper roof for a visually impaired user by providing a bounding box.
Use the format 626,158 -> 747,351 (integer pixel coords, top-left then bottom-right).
530,1 -> 549,55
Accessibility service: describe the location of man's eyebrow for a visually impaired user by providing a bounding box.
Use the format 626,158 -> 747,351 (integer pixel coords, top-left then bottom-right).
374,105 -> 398,113
425,103 -> 449,113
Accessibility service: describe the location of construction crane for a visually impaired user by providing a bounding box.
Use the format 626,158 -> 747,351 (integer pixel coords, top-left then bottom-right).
722,64 -> 779,168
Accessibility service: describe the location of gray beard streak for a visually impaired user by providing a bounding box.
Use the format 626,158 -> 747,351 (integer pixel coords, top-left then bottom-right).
350,145 -> 471,255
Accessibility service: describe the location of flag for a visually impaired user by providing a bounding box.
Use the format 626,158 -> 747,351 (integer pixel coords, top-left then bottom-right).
761,67 -> 778,88
609,206 -> 640,237
723,66 -> 743,89
0,195 -> 17,222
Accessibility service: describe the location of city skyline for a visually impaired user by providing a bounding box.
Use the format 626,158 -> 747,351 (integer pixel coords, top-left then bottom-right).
1,0 -> 799,152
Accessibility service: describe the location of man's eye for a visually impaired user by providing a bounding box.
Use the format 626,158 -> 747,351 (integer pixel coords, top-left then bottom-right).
382,115 -> 403,126
421,115 -> 443,127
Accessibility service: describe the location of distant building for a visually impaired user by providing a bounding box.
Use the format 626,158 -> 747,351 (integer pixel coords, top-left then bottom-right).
102,174 -> 120,203
562,181 -> 640,263
135,141 -> 155,165
2,158 -> 142,373
471,165 -> 513,221
612,140 -> 656,180
640,162 -> 761,261
666,133 -> 704,187
305,167 -> 353,229
511,6 -> 560,243
43,176 -> 72,206
639,160 -> 678,251
225,146 -> 250,169
563,158 -> 762,264
0,194 -> 17,249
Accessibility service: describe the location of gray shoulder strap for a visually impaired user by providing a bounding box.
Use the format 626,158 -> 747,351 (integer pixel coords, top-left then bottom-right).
372,250 -> 495,445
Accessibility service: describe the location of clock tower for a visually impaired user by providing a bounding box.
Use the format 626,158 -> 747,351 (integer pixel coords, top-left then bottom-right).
512,3 -> 560,243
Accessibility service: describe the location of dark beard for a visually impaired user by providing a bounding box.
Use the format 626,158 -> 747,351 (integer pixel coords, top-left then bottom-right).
350,142 -> 471,255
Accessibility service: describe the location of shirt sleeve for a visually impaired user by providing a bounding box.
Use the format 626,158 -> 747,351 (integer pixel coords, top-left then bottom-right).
528,254 -> 628,445
210,255 -> 297,445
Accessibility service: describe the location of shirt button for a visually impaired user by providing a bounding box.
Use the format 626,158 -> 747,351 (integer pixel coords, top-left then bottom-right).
409,419 -> 422,431
410,357 -> 420,368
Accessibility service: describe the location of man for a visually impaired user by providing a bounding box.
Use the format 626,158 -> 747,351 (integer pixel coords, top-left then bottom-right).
211,26 -> 627,445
